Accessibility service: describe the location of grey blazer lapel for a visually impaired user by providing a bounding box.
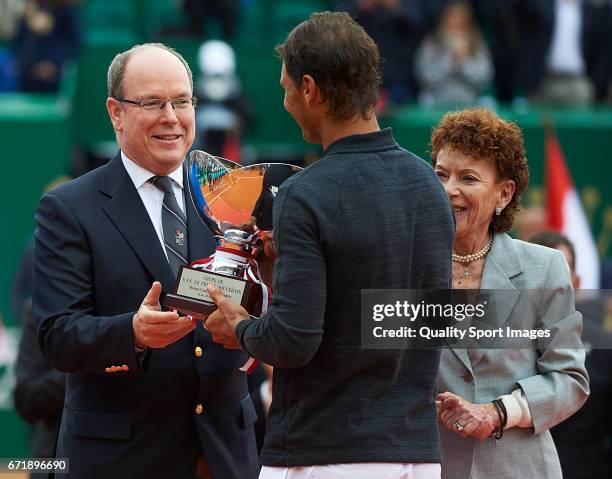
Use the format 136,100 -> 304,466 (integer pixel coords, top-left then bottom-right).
447,347 -> 473,377
468,233 -> 521,366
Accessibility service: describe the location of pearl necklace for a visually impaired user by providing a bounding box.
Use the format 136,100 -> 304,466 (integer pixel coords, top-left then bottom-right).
452,234 -> 493,278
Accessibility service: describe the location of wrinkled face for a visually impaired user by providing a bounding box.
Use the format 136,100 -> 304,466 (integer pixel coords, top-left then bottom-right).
280,63 -> 320,144
435,147 -> 514,242
107,47 -> 195,175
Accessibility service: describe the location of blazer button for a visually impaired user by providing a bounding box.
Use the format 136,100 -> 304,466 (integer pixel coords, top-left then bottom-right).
195,346 -> 203,358
462,371 -> 474,383
195,403 -> 204,415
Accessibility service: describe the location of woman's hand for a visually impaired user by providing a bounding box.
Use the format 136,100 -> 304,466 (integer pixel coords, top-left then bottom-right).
437,391 -> 500,440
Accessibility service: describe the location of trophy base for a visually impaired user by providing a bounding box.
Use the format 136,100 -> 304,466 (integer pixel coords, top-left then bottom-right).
161,292 -> 217,320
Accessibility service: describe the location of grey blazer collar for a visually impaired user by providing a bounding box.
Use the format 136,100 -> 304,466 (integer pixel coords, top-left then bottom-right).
450,233 -> 522,370
481,232 -> 523,289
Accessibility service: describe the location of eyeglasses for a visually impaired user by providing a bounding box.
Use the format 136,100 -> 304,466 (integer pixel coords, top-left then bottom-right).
114,96 -> 198,111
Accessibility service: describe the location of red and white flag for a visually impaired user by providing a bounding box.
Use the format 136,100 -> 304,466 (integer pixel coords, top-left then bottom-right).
545,129 -> 600,289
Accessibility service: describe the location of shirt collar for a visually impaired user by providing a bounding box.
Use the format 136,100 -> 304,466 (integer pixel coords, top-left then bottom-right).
121,151 -> 184,190
324,128 -> 396,156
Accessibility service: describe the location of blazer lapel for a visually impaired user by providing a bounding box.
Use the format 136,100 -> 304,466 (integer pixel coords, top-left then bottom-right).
447,347 -> 474,378
467,233 -> 521,366
100,154 -> 175,291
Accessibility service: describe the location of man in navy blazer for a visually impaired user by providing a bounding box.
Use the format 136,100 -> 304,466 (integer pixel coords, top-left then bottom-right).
32,43 -> 259,479
513,0 -> 611,103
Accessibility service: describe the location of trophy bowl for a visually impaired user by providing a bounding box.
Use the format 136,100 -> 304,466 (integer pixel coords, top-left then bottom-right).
162,150 -> 301,323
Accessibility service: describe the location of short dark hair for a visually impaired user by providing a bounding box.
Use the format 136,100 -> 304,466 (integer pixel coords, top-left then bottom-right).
275,11 -> 381,121
107,43 -> 193,99
430,108 -> 529,233
528,230 -> 576,270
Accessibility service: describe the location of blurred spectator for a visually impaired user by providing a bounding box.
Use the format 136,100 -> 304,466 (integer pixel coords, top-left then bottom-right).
192,39 -> 254,162
414,0 -> 492,107
12,175 -> 70,461
0,47 -> 18,91
529,231 -> 612,479
516,205 -> 547,241
12,0 -> 81,93
602,258 -> 612,291
0,0 -> 24,39
11,239 -> 34,325
11,176 -> 71,327
159,0 -> 239,40
0,0 -> 22,91
13,301 -> 65,460
513,0 -> 612,106
337,0 -> 430,106
601,259 -> 612,331
608,3 -> 612,105
472,0 -> 520,103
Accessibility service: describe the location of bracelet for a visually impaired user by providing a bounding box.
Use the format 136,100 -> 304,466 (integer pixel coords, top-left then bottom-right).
490,399 -> 506,440
496,398 -> 508,429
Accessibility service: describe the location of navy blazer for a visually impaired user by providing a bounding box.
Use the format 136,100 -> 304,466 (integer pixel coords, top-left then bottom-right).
514,0 -> 612,100
33,153 -> 259,479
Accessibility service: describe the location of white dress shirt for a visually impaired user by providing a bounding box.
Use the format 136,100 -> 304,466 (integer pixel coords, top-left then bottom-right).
547,0 -> 585,74
121,151 -> 186,260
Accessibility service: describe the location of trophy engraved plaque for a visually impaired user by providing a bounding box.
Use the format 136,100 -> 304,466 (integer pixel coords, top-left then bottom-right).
163,265 -> 249,319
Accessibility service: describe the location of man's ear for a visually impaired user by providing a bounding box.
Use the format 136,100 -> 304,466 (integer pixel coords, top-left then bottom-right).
106,97 -> 123,132
301,74 -> 321,106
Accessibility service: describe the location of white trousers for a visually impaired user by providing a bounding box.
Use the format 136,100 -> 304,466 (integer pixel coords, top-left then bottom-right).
259,463 -> 441,479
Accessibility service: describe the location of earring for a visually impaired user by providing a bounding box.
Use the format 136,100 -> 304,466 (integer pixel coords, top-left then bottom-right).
495,206 -> 502,216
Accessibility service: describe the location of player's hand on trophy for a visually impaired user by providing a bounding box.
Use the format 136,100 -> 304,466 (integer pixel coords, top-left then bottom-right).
132,281 -> 196,349
205,284 -> 250,349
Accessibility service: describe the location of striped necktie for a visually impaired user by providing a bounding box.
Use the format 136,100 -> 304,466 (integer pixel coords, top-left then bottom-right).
151,176 -> 189,277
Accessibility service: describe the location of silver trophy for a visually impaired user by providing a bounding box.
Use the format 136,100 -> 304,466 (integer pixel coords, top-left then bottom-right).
163,151 -> 301,367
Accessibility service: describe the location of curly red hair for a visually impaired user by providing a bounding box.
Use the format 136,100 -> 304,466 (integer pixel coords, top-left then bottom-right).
430,108 -> 529,233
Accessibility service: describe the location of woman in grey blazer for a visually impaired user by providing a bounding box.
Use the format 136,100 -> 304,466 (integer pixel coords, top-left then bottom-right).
430,108 -> 589,479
